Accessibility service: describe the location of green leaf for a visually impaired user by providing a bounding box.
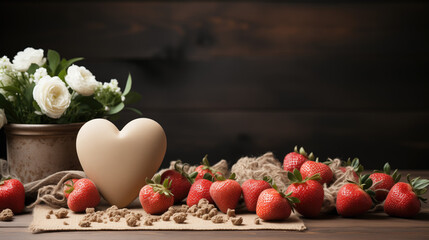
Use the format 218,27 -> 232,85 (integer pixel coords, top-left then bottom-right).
123,91 -> 141,105
126,107 -> 142,116
27,63 -> 40,75
383,162 -> 391,175
287,171 -> 297,182
229,172 -> 236,180
24,82 -> 35,104
47,49 -> 60,75
0,85 -> 21,94
58,68 -> 67,81
107,102 -> 125,115
33,101 -> 41,112
123,74 -> 132,96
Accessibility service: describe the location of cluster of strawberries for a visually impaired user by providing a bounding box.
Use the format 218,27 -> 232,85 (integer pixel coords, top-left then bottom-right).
283,146 -> 429,218
1,147 -> 428,222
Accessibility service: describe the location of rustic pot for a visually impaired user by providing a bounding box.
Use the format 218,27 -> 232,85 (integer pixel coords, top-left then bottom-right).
4,123 -> 84,183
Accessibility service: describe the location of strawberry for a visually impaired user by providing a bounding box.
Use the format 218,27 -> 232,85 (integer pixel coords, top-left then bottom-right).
339,158 -> 363,183
369,162 -> 401,202
0,178 -> 25,214
336,174 -> 375,217
384,174 -> 429,218
286,170 -> 324,218
256,184 -> 299,221
283,146 -> 314,172
194,155 -> 223,181
242,177 -> 272,212
139,174 -> 174,214
63,178 -> 79,199
187,173 -> 214,207
161,161 -> 196,203
67,178 -> 101,212
209,173 -> 242,213
300,158 -> 333,185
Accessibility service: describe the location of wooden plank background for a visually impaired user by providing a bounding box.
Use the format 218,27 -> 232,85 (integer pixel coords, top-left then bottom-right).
1,1 -> 428,170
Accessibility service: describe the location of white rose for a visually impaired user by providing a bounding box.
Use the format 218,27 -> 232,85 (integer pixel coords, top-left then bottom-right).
65,65 -> 100,96
0,56 -> 13,86
33,76 -> 71,119
32,67 -> 48,83
12,47 -> 46,72
0,109 -> 7,128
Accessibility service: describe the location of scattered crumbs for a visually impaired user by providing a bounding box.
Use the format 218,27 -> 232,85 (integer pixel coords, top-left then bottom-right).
0,209 -> 13,221
172,212 -> 187,223
187,205 -> 197,214
142,218 -> 153,226
254,217 -> 261,225
202,214 -> 210,220
63,221 -> 69,226
197,198 -> 209,208
208,208 -> 218,218
162,211 -> 173,221
48,210 -> 53,215
54,208 -> 69,219
231,217 -> 243,226
85,208 -> 95,214
125,214 -> 140,227
45,214 -> 51,219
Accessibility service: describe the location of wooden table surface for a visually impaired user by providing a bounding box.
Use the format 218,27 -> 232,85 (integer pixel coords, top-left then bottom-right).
1,171 -> 428,240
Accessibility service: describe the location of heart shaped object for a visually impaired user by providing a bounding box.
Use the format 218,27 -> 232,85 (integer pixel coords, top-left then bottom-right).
76,118 -> 167,208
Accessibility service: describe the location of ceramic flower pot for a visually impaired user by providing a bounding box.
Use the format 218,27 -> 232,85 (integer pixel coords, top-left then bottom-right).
4,123 -> 83,183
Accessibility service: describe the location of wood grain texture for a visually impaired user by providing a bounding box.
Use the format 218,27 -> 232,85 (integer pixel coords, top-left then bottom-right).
0,1 -> 428,169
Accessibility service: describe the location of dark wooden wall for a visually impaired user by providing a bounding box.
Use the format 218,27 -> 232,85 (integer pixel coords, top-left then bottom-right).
1,1 -> 428,170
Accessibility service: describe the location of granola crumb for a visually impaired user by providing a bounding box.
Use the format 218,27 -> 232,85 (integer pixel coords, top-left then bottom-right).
0,209 -> 13,221
125,214 -> 140,227
254,217 -> 261,225
198,198 -> 209,208
208,208 -> 218,218
202,214 -> 210,220
63,221 -> 69,225
142,218 -> 153,226
79,220 -> 91,227
54,208 -> 69,219
45,214 -> 51,219
231,217 -> 243,225
85,208 -> 95,214
227,209 -> 236,218
195,209 -> 205,218
172,212 -> 187,223
187,205 -> 197,214
162,211 -> 173,221
48,210 -> 53,214
211,215 -> 225,224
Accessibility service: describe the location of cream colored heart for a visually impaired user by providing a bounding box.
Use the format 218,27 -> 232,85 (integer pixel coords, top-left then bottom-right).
76,118 -> 167,208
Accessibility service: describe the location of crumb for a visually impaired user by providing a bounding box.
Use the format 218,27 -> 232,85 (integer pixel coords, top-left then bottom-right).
109,217 -> 114,222
97,218 -> 103,223
114,215 -> 121,222
208,208 -> 218,218
202,214 -> 210,220
85,208 -> 95,214
149,216 -> 161,222
254,217 -> 261,225
45,214 -> 51,219
195,209 -> 205,218
0,209 -> 13,221
231,217 -> 243,225
126,214 -> 140,227
206,204 -> 215,211
104,221 -> 107,224
142,218 -> 153,226
63,221 -> 69,225
172,212 -> 187,223
162,211 -> 172,221
227,209 -> 236,218
168,206 -> 176,213
187,205 -> 197,214
79,220 -> 91,227
211,215 -> 225,224
48,210 -> 53,214
54,208 -> 69,219
198,198 -> 209,208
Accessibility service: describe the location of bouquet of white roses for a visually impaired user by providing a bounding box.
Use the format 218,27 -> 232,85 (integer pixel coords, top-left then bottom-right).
0,47 -> 141,127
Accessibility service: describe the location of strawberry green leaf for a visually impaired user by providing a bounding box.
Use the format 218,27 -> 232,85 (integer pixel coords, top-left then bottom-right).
383,162 -> 391,175
229,172 -> 237,180
287,171 -> 297,182
153,174 -> 162,184
203,173 -> 214,182
263,176 -> 273,186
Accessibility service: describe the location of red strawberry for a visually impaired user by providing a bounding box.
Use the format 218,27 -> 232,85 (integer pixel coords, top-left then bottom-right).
161,161 -> 196,203
242,177 -> 272,212
384,175 -> 429,218
0,178 -> 25,214
256,186 -> 299,221
339,158 -> 363,183
300,159 -> 333,185
67,178 -> 101,212
187,174 -> 214,207
369,162 -> 401,202
286,170 -> 324,218
209,173 -> 242,213
283,146 -> 314,172
194,155 -> 223,181
63,178 -> 79,199
336,174 -> 374,217
139,175 -> 174,214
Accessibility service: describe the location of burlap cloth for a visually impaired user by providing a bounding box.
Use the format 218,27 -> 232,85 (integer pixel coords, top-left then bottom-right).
29,201 -> 306,233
